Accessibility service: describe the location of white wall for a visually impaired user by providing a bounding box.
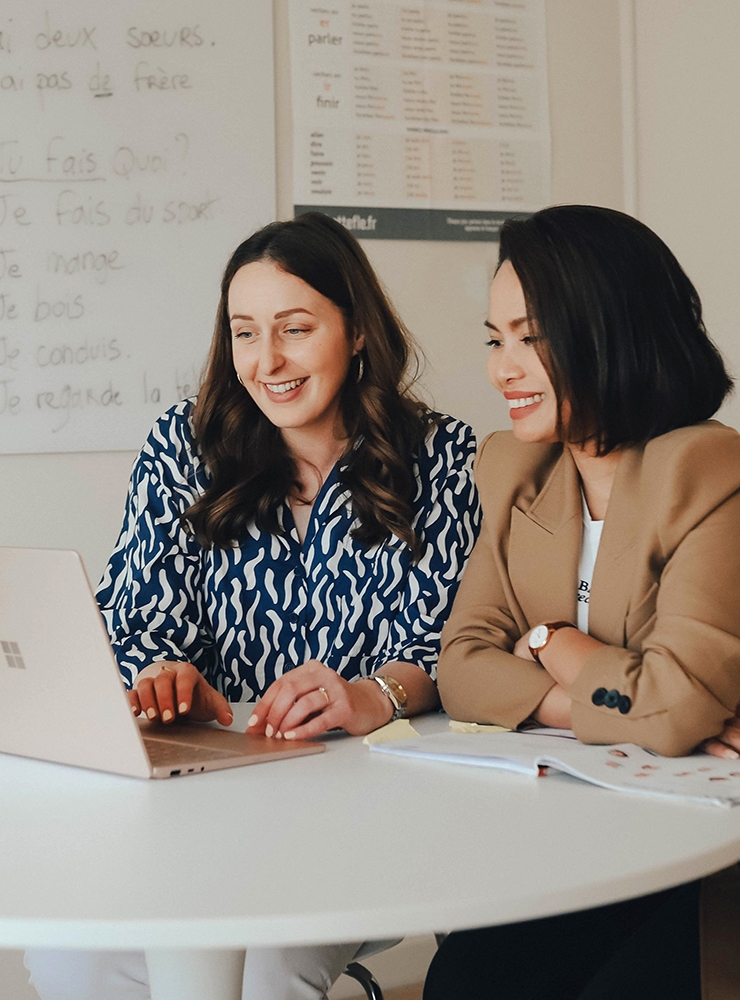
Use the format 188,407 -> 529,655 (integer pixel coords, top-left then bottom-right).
634,0 -> 740,431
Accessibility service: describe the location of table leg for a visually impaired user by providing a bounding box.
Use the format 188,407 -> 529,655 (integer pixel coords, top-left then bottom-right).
146,948 -> 245,1000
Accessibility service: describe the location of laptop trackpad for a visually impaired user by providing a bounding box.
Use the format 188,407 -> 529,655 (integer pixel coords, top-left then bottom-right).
139,719 -> 322,765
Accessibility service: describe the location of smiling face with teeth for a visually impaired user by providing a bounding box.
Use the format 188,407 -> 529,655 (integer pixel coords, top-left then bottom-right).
486,260 -> 561,444
229,260 -> 363,445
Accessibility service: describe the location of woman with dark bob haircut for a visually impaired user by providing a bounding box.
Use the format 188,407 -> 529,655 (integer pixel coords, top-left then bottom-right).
25,213 -> 480,1000
427,205 -> 740,1000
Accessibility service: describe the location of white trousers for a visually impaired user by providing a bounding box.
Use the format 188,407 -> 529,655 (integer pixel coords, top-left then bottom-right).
24,939 -> 400,1000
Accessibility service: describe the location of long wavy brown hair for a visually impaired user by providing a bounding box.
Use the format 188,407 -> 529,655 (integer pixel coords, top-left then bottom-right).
185,213 -> 434,555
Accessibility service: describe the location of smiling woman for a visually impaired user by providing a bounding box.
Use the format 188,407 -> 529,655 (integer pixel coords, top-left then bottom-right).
427,205 -> 740,1000
188,212 -> 446,558
25,213 -> 480,1000
484,260 -> 559,445
229,261 -> 360,466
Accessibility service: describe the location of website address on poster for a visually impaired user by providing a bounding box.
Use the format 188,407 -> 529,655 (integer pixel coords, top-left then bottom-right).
294,206 -> 531,241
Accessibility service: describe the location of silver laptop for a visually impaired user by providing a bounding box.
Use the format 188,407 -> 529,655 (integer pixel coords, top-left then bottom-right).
0,547 -> 324,778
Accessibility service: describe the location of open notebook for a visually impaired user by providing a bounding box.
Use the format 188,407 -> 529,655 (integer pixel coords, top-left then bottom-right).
370,730 -> 740,807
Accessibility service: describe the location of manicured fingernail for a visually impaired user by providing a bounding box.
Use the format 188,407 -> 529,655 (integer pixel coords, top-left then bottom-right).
146,708 -> 156,720
224,714 -> 233,724
247,714 -> 258,727
265,724 -> 274,737
284,731 -> 296,740
131,705 -> 139,715
178,702 -> 188,713
162,709 -> 173,722
275,731 -> 283,739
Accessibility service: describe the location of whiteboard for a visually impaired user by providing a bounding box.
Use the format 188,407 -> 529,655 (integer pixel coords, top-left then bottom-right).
0,0 -> 275,454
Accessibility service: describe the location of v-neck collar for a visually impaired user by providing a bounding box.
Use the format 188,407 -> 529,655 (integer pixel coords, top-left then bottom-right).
281,458 -> 352,552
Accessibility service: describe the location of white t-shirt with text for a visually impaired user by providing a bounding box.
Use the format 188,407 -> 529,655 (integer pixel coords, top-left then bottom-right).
577,494 -> 604,634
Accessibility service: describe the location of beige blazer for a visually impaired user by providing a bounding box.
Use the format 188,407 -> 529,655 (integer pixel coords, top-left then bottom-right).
437,421 -> 740,1000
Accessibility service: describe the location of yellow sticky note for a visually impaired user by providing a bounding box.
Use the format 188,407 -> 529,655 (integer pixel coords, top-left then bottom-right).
363,719 -> 420,745
448,720 -> 511,734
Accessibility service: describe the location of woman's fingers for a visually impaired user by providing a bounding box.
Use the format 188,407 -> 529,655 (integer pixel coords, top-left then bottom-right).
283,709 -> 340,742
278,688 -> 335,737
127,688 -> 142,716
264,681 -> 313,736
134,676 -> 160,720
133,662 -> 227,724
248,662 -> 338,736
151,668 -> 178,722
724,717 -> 740,741
134,669 -> 178,722
174,669 -> 199,717
702,737 -> 740,760
198,682 -> 234,726
246,685 -> 278,733
701,716 -> 740,759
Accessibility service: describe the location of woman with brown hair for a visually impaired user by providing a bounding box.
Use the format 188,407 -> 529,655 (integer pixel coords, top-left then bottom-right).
26,213 -> 480,1000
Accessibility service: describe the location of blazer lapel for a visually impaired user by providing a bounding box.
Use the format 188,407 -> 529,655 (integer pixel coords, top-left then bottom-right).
508,449 -> 582,626
588,447 -> 643,645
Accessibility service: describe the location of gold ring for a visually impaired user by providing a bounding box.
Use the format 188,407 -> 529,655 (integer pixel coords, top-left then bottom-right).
318,686 -> 330,705
160,664 -> 176,674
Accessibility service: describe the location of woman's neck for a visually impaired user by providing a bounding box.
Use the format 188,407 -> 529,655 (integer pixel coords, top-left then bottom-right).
567,444 -> 622,521
282,425 -> 349,504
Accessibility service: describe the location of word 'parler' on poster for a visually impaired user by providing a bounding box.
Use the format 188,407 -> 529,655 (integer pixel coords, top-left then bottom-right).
289,0 -> 551,240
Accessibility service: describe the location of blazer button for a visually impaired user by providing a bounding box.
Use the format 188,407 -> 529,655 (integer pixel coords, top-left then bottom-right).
591,688 -> 607,706
618,695 -> 632,715
604,689 -> 620,709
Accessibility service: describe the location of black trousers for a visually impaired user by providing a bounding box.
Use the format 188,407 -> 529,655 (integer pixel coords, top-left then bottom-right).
424,880 -> 701,1000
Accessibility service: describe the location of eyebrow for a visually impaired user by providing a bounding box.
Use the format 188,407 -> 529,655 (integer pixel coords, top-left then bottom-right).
229,308 -> 315,324
484,316 -> 530,333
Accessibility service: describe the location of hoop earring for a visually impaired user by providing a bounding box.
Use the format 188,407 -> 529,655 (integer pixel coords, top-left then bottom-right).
355,354 -> 365,383
236,372 -> 244,387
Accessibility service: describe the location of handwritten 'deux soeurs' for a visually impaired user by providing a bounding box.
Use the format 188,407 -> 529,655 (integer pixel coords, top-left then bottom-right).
0,2 -> 273,450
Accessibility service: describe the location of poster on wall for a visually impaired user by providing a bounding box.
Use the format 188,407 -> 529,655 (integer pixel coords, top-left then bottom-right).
290,0 -> 551,240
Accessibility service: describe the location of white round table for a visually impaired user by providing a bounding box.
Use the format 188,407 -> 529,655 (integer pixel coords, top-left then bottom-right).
3,708 -> 740,999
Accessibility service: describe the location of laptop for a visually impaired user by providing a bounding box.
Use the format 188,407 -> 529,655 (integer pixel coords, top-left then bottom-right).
0,547 -> 325,778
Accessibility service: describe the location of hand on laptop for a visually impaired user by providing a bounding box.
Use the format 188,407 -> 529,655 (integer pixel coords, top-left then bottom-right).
129,662 -> 234,727
246,660 -> 394,741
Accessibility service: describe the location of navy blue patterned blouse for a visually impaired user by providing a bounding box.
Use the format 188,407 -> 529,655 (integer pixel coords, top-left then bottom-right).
97,400 -> 481,701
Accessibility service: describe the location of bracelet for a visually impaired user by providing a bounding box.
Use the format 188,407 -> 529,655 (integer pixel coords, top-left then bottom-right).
368,674 -> 408,722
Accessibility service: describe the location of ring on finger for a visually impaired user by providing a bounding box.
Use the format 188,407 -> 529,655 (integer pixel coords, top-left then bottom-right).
318,686 -> 330,706
160,664 -> 176,674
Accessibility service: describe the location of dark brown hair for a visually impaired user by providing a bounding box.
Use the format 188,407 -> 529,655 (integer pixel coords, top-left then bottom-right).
498,205 -> 733,454
185,212 -> 433,552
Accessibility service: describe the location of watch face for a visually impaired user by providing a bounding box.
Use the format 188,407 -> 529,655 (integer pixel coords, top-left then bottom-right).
530,624 -> 550,650
385,676 -> 407,708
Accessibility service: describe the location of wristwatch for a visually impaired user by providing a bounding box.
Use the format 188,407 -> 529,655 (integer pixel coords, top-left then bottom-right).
528,621 -> 574,665
369,674 -> 408,721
